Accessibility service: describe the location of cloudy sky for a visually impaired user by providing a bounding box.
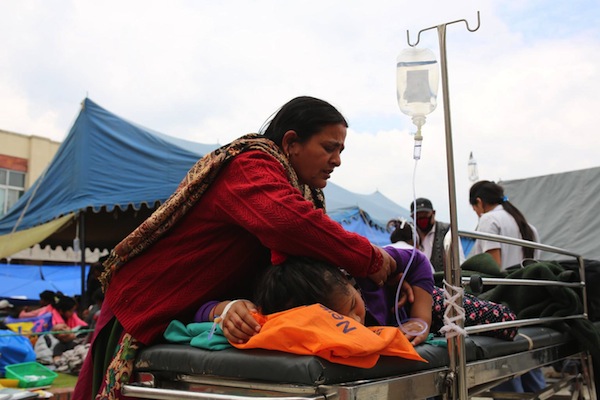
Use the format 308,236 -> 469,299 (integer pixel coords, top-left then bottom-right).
1,1 -> 598,230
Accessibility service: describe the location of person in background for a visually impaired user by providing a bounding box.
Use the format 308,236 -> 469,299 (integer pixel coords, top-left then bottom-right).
84,255 -> 107,310
409,198 -> 464,272
468,180 -> 540,270
468,180 -> 544,393
18,290 -> 56,318
73,96 -> 396,400
387,218 -> 418,250
51,323 -> 77,364
0,299 -> 16,319
49,294 -> 87,329
84,288 -> 104,340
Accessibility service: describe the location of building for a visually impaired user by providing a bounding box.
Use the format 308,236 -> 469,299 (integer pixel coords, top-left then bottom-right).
0,129 -> 91,263
0,129 -> 61,218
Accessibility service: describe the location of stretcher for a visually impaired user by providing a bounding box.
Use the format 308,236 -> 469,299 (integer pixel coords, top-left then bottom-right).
122,231 -> 597,399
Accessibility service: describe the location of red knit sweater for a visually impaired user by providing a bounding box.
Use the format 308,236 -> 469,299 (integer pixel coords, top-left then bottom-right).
105,151 -> 380,344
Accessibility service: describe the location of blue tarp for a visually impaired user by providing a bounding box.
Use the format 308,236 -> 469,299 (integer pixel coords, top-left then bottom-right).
0,98 -> 217,232
0,264 -> 90,299
327,207 -> 392,246
0,98 -> 410,252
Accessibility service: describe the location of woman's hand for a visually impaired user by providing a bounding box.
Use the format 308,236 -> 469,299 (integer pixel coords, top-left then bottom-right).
215,300 -> 261,344
368,245 -> 397,286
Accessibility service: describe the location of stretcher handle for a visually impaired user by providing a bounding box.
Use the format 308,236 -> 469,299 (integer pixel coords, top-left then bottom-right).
122,384 -> 326,400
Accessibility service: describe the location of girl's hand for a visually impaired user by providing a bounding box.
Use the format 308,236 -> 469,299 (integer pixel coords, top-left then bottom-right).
401,286 -> 433,346
388,274 -> 415,308
218,300 -> 261,344
402,328 -> 430,346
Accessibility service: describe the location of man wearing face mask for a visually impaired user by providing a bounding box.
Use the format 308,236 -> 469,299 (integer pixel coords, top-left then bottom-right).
410,198 -> 463,272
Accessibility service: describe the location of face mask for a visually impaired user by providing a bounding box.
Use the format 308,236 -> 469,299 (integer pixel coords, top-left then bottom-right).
416,216 -> 434,233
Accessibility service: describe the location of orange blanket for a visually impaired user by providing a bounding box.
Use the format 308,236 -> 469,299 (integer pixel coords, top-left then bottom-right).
233,304 -> 426,368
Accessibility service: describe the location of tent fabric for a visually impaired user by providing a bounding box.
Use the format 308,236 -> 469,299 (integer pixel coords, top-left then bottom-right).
0,99 -> 214,232
500,166 -> 600,261
0,263 -> 90,299
0,214 -> 73,259
323,184 -> 411,229
0,98 -> 410,256
327,207 -> 392,246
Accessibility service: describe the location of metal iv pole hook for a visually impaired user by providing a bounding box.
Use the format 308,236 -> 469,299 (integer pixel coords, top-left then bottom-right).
406,11 -> 481,47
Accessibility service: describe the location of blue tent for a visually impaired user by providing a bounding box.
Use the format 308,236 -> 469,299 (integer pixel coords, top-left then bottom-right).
0,98 -> 409,259
0,263 -> 90,299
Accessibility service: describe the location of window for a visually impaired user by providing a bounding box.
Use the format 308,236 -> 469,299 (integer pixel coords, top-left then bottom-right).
0,168 -> 26,217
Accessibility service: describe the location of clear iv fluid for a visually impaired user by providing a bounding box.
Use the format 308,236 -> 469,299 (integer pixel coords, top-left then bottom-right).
396,48 -> 439,121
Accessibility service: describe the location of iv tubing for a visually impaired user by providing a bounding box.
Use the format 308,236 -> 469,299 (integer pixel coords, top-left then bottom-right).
393,158 -> 420,329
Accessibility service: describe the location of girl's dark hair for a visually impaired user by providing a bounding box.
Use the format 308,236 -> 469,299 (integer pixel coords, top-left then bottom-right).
254,257 -> 351,315
262,96 -> 348,147
52,294 -> 77,313
469,180 -> 535,259
387,218 -> 414,245
39,290 -> 56,304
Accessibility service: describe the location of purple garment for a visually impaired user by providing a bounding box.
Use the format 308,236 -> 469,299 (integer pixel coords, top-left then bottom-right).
194,300 -> 219,322
356,246 -> 434,326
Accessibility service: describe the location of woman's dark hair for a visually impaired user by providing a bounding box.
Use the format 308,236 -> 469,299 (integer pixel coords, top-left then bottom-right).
387,218 -> 414,245
254,257 -> 352,315
52,294 -> 77,313
262,96 -> 348,147
469,180 -> 535,259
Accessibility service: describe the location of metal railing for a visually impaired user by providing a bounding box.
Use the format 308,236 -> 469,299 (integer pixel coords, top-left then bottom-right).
442,229 -> 592,399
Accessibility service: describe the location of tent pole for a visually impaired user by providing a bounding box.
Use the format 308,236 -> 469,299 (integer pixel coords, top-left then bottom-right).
79,212 -> 86,303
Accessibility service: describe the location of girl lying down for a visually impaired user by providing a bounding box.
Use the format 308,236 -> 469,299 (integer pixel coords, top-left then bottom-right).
195,247 -> 518,346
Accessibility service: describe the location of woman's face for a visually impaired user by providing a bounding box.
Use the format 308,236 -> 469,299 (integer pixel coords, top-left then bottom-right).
287,123 -> 346,189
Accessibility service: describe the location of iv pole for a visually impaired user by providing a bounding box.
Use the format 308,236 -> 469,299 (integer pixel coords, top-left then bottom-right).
407,12 -> 480,400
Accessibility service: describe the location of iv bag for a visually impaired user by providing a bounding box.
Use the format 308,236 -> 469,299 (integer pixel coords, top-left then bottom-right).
396,48 -> 439,119
468,151 -> 479,182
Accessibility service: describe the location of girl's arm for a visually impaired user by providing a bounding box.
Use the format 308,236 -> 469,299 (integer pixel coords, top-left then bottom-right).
485,248 -> 502,268
196,300 -> 261,344
405,286 -> 433,346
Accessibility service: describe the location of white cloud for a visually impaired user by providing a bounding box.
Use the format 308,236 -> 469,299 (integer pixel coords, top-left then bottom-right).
1,0 -> 599,232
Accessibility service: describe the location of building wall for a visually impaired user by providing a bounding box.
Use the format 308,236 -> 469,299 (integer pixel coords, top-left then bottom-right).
0,129 -> 61,188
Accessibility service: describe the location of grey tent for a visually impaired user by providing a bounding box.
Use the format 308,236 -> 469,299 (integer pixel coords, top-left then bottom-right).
500,166 -> 600,261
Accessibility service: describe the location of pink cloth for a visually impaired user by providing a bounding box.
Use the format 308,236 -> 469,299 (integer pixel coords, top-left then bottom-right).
50,307 -> 88,329
18,305 -> 51,319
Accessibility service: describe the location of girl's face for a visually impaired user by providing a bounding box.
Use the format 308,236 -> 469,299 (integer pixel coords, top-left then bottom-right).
60,307 -> 75,320
333,284 -> 366,325
286,123 -> 346,189
471,198 -> 485,217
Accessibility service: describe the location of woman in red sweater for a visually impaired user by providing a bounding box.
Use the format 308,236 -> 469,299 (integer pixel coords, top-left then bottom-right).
73,96 -> 397,400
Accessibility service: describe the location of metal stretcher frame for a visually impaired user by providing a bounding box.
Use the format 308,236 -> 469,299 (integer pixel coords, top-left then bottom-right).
122,231 -> 597,400
446,230 -> 595,399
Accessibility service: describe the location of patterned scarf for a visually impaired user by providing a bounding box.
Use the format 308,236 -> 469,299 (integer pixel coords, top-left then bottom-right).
99,133 -> 325,289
